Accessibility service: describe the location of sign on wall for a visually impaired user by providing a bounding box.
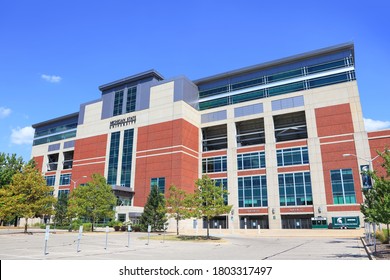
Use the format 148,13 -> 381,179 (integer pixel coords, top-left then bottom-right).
109,116 -> 136,129
360,165 -> 372,189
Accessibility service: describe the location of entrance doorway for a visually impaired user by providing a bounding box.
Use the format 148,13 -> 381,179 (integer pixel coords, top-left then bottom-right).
281,215 -> 313,229
239,215 -> 269,229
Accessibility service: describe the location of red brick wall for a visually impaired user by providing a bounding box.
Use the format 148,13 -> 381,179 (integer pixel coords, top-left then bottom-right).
71,134 -> 108,190
315,103 -> 354,137
368,129 -> 390,178
134,119 -> 199,206
33,156 -> 44,172
316,104 -> 363,206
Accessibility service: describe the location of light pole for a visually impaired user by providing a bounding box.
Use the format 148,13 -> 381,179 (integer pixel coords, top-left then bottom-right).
342,153 -> 381,173
343,151 -> 386,250
70,175 -> 87,190
343,151 -> 388,187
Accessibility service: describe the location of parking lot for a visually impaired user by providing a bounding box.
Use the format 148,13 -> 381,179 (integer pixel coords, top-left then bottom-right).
0,228 -> 368,260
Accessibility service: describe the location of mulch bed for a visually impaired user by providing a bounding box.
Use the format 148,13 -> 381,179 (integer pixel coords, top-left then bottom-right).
372,243 -> 390,260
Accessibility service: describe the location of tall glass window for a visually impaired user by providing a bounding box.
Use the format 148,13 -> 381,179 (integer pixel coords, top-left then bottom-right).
59,174 -> 71,186
151,177 -> 165,193
238,175 -> 267,208
277,147 -> 309,166
107,131 -> 120,185
237,152 -> 266,170
202,156 -> 227,173
214,178 -> 228,205
120,129 -> 134,187
113,90 -> 124,116
58,189 -> 70,197
45,175 -> 56,186
279,172 -> 312,206
330,169 -> 356,204
126,87 -> 137,113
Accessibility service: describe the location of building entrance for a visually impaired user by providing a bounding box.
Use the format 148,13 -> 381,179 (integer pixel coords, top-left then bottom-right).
239,215 -> 269,229
281,214 -> 313,229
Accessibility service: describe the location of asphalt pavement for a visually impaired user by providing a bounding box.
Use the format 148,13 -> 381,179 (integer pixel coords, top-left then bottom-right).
0,227 -> 368,260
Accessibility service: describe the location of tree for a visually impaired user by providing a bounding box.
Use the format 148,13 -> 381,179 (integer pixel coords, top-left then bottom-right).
139,185 -> 167,232
68,173 -> 116,232
361,149 -> 390,243
166,184 -> 192,235
192,175 -> 232,239
0,160 -> 55,232
0,153 -> 24,188
54,192 -> 69,226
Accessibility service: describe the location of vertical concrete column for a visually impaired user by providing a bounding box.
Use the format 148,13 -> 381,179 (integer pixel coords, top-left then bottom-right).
305,106 -> 327,218
263,102 -> 281,229
226,108 -> 239,229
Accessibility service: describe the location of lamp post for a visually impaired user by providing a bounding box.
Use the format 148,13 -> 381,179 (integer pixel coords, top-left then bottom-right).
342,153 -> 381,173
343,151 -> 387,187
71,175 -> 87,190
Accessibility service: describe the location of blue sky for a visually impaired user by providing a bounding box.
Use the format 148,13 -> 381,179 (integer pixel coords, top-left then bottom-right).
1,0 -> 389,162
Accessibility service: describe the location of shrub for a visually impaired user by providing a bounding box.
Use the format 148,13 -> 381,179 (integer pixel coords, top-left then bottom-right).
108,220 -> 122,227
82,223 -> 92,232
71,219 -> 83,231
376,229 -> 389,244
376,229 -> 389,243
131,224 -> 141,232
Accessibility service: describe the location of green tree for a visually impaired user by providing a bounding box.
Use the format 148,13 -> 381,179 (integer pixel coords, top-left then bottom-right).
361,149 -> 390,243
0,160 -> 55,232
166,184 -> 192,235
54,192 -> 69,226
192,175 -> 232,239
68,173 -> 116,232
139,185 -> 167,232
0,153 -> 24,188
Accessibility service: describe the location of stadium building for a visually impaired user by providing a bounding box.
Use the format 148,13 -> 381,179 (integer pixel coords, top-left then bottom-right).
31,42 -> 390,230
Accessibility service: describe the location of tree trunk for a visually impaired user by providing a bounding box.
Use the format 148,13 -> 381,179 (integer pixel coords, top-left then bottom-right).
207,217 -> 210,239
24,218 -> 28,233
176,218 -> 179,235
387,224 -> 389,244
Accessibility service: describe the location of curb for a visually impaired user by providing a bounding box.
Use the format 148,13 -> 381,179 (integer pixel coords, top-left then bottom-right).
360,236 -> 376,260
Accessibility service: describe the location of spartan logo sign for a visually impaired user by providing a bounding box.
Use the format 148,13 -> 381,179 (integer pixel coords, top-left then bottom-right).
360,165 -> 372,189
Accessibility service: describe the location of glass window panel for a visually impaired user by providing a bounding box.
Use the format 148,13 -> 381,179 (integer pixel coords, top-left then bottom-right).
268,82 -> 305,97
243,155 -> 251,169
260,153 -> 266,168
238,175 -> 267,208
331,168 -> 356,205
199,97 -> 229,110
237,155 -> 243,170
113,90 -> 124,116
231,78 -> 264,91
307,59 -> 346,74
199,86 -> 229,98
277,151 -> 283,166
231,89 -> 266,104
107,131 -> 120,185
250,154 -> 260,169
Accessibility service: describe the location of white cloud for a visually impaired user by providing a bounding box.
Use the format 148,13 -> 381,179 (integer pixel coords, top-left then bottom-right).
41,74 -> 62,83
364,118 -> 390,132
0,107 -> 11,119
11,126 -> 35,145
